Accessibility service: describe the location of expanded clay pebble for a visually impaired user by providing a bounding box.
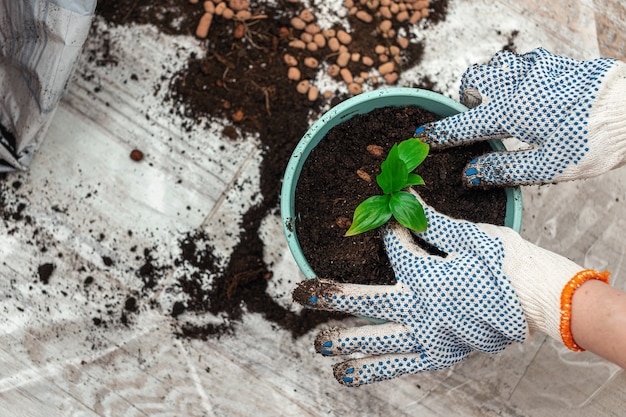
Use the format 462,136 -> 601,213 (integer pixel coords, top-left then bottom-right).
328,37 -> 340,52
356,169 -> 371,182
356,10 -> 373,23
305,23 -> 321,34
367,144 -> 384,157
348,82 -> 362,95
284,53 -> 298,66
235,10 -> 252,20
193,0 -> 434,101
288,39 -> 306,49
336,51 -> 351,67
380,6 -> 392,19
340,68 -> 353,83
366,0 -> 379,10
396,37 -> 409,49
304,57 -> 319,68
296,80 -> 310,94
384,72 -> 398,84
409,10 -> 422,24
378,19 -> 393,33
336,30 -> 352,45
222,7 -> 234,19
288,67 -> 301,80
299,8 -> 315,22
215,2 -> 226,14
196,13 -> 213,38
307,85 -> 319,101
327,64 -> 340,77
378,61 -> 395,75
290,17 -> 306,30
228,0 -> 249,11
203,1 -> 214,13
313,33 -> 326,48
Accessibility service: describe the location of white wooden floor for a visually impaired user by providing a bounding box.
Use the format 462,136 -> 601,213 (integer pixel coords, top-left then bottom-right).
1,1 -> 625,416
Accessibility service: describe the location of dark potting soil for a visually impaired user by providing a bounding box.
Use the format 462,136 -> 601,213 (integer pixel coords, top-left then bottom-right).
295,106 -> 506,285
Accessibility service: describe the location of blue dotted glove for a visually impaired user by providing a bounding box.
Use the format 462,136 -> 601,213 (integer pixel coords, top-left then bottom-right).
293,193 -> 588,386
417,48 -> 626,187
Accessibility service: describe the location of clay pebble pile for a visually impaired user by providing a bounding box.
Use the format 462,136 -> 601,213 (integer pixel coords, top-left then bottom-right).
190,0 -> 431,101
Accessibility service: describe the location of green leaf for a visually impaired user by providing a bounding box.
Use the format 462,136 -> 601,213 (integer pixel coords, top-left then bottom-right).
389,191 -> 428,233
345,195 -> 392,236
405,173 -> 425,187
398,138 -> 429,172
376,145 -> 408,195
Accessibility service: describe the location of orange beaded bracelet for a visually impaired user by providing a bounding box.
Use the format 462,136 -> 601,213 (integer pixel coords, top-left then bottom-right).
559,269 -> 610,351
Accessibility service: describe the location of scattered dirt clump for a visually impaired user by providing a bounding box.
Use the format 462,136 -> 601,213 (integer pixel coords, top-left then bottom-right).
0,0 -> 451,341
97,0 -> 449,339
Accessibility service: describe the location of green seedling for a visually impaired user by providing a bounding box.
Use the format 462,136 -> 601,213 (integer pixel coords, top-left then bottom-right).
345,138 -> 429,236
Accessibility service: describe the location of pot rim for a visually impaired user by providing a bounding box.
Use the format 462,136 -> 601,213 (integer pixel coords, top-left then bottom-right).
280,87 -> 523,279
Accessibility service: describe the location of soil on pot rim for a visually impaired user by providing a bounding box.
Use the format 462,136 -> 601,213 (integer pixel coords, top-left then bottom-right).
295,105 -> 507,285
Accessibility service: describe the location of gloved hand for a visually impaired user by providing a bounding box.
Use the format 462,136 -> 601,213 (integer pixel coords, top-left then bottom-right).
415,48 -> 626,187
293,194 -> 609,387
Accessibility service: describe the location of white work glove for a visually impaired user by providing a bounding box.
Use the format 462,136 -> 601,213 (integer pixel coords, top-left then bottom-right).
415,48 -> 626,187
293,194 -> 609,386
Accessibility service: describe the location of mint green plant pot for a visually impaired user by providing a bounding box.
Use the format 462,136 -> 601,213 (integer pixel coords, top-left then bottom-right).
280,88 -> 523,279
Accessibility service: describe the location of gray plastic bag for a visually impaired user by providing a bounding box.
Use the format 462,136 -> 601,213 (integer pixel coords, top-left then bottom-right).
0,0 -> 96,171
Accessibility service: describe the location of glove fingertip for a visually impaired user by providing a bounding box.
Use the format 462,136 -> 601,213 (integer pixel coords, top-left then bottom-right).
292,278 -> 338,307
333,361 -> 360,387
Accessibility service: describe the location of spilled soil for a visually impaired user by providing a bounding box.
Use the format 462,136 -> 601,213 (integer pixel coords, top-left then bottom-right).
1,0 -> 481,341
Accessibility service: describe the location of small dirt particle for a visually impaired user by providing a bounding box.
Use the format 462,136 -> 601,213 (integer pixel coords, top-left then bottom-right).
124,296 -> 138,312
102,256 -> 114,266
38,263 -> 54,284
171,301 -> 186,318
223,125 -> 238,140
